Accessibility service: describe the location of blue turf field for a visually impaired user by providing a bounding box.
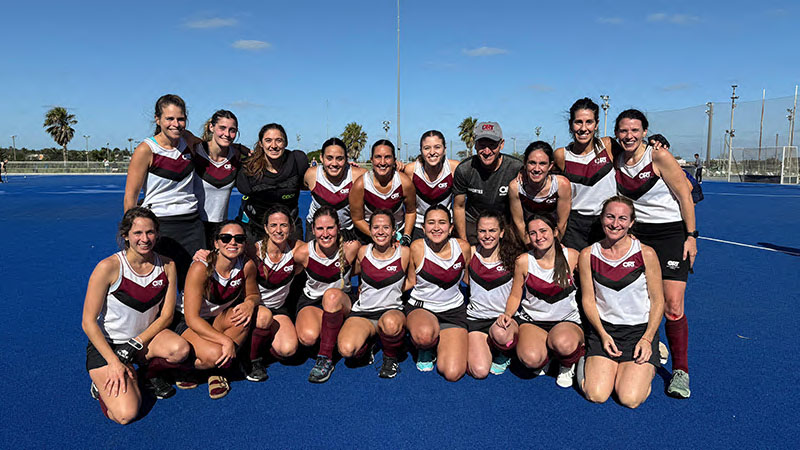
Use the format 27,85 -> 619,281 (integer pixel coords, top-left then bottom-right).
1,175 -> 798,449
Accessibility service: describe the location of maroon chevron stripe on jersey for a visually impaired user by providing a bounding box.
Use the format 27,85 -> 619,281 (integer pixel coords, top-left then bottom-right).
195,148 -> 239,188
615,162 -> 659,201
519,189 -> 558,214
208,270 -> 245,305
418,253 -> 465,290
306,256 -> 344,284
468,255 -> 512,291
413,172 -> 453,205
590,251 -> 645,291
360,256 -> 404,290
257,258 -> 295,290
564,153 -> 613,186
311,181 -> 352,210
365,184 -> 404,212
525,273 -> 574,305
149,149 -> 194,181
111,271 -> 169,313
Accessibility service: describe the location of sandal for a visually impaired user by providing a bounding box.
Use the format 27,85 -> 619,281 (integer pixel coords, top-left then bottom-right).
208,375 -> 230,399
175,373 -> 199,390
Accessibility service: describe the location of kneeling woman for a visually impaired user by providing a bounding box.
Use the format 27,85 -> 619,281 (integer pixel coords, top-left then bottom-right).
406,205 -> 472,381
82,207 -> 190,424
490,214 -> 584,388
578,196 -> 664,408
178,220 -> 261,399
337,210 -> 410,379
294,206 -> 361,383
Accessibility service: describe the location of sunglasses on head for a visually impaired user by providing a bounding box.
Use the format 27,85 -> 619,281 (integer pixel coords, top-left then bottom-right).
217,233 -> 246,244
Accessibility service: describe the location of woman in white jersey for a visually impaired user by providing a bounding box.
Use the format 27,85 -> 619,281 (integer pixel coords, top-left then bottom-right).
304,137 -> 367,242
509,141 -> 571,246
554,98 -> 617,251
465,211 -> 523,378
406,205 -> 472,381
293,206 -> 361,383
177,220 -> 261,399
402,130 -> 460,241
82,207 -> 190,424
578,196 -> 664,408
350,140 -> 416,245
124,94 -> 204,290
613,109 -> 697,399
337,210 -> 411,379
490,213 -> 584,388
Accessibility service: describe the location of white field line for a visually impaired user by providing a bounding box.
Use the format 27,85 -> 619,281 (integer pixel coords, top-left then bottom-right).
699,237 -> 800,256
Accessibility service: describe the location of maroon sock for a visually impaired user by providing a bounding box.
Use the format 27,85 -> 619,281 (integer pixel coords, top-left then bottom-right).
379,331 -> 405,359
250,327 -> 275,361
416,336 -> 439,350
319,310 -> 344,358
665,315 -> 689,373
146,356 -> 192,379
560,344 -> 585,367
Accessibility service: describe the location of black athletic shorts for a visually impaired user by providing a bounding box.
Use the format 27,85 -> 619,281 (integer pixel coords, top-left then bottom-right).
86,340 -> 127,372
295,290 -> 356,315
404,302 -> 468,330
170,310 -> 215,336
562,212 -> 604,251
156,212 -> 205,290
411,226 -> 426,242
466,317 -> 496,334
631,221 -> 690,282
349,308 -> 403,328
585,320 -> 660,367
267,302 -> 293,318
514,316 -> 580,333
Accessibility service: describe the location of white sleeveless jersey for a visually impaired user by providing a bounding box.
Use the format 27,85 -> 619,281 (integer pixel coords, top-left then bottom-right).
590,239 -> 650,325
412,162 -> 453,229
255,241 -> 296,309
615,145 -> 683,223
193,143 -> 239,223
178,256 -> 245,318
563,141 -> 616,216
516,247 -> 581,324
99,252 -> 169,344
142,137 -> 198,217
517,174 -> 560,217
352,244 -> 405,313
307,165 -> 354,230
466,252 -> 512,320
303,240 -> 352,300
409,239 -> 465,313
363,171 -> 405,231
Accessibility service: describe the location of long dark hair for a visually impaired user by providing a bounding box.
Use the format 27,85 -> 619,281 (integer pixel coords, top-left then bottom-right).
245,123 -> 288,177
614,109 -> 649,134
206,220 -> 245,300
476,210 -> 524,273
527,214 -> 571,289
417,130 -> 446,163
153,94 -> 186,135
259,204 -> 294,260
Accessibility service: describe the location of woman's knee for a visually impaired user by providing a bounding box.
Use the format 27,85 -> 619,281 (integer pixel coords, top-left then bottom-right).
438,361 -> 466,382
195,345 -> 222,370
256,308 -> 273,329
337,337 -> 360,358
517,346 -> 547,369
583,382 -> 611,404
467,360 -> 490,379
410,326 -> 437,348
549,334 -> 579,357
617,389 -> 647,409
321,289 -> 343,312
109,398 -> 140,425
378,314 -> 404,336
297,327 -> 319,347
165,338 -> 191,362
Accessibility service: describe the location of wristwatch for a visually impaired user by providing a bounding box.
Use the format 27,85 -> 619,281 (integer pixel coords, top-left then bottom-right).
687,230 -> 699,238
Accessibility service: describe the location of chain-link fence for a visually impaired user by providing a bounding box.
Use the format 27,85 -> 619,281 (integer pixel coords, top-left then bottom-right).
3,161 -> 129,174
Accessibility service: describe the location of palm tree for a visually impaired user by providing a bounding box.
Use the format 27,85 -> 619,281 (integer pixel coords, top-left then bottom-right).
43,107 -> 77,163
458,116 -> 478,157
341,122 -> 367,161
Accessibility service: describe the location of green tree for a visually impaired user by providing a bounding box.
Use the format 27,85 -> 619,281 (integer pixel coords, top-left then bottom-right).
340,122 -> 367,161
458,116 -> 478,157
43,106 -> 77,162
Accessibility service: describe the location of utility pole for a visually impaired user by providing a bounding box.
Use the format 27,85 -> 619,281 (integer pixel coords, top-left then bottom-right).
705,103 -> 713,166
600,95 -> 610,137
396,0 -> 401,151
758,89 -> 765,162
84,135 -> 90,167
789,85 -> 798,148
11,135 -> 17,161
727,85 -> 738,182
382,121 -> 390,138
128,138 -> 133,154
106,142 -> 110,161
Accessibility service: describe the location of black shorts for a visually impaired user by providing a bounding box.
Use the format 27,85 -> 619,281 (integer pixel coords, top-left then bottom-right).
268,302 -> 293,318
404,302 -> 468,330
202,220 -> 221,249
86,340 -> 126,372
349,308 -> 402,327
295,290 -> 356,315
156,212 -> 205,290
585,321 -> 660,367
170,310 -> 214,336
631,221 -> 689,282
562,212 -> 604,251
466,317 -> 495,334
514,316 -> 580,333
411,226 -> 426,242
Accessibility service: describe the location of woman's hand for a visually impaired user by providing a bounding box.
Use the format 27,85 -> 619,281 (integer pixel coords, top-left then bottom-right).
495,313 -> 513,330
193,249 -> 211,263
216,336 -> 237,368
601,333 -> 622,358
230,301 -> 255,327
684,237 -> 697,269
104,358 -> 135,397
634,338 -> 652,364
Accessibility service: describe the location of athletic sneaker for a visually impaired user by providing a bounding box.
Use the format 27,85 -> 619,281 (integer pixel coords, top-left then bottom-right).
575,356 -> 586,393
416,349 -> 436,372
659,341 -> 670,365
308,355 -> 335,383
378,356 -> 400,379
666,369 -> 691,399
144,376 -> 176,399
90,382 -> 99,400
536,360 -> 551,376
489,353 -> 511,375
556,364 -> 576,388
245,358 -> 269,382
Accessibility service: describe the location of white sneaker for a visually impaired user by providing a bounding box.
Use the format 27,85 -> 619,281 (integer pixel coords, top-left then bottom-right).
659,341 -> 669,365
536,360 -> 551,376
556,363 -> 575,388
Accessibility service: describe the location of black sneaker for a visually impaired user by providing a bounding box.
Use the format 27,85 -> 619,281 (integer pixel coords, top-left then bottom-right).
90,382 -> 100,400
308,355 -> 335,383
145,376 -> 176,399
245,358 -> 269,382
378,356 -> 400,379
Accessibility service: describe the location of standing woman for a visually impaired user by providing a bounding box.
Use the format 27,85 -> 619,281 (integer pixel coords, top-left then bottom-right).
177,220 -> 261,399
464,211 -> 522,378
509,141 -> 571,245
82,207 -> 191,424
337,210 -> 411,379
578,196 -> 664,408
406,205 -> 472,381
193,110 -> 244,247
124,94 -> 204,289
293,206 -> 361,383
304,137 -> 367,242
403,130 -> 460,241
490,214 -> 584,388
613,109 -> 697,399
236,123 -> 309,242
350,140 -> 416,245
554,98 -> 617,251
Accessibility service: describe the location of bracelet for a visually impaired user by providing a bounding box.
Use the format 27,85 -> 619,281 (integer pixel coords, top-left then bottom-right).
640,336 -> 652,344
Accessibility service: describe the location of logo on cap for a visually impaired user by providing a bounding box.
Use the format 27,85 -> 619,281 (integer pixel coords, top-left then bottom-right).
482,124 -> 494,131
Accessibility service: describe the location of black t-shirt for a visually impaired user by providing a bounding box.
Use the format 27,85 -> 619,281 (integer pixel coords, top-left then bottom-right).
236,150 -> 309,227
452,154 -> 523,222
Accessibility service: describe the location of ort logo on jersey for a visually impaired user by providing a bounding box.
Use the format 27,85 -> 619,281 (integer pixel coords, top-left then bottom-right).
152,279 -> 164,287
334,261 -> 341,268
437,182 -> 449,189
224,163 -> 232,170
284,265 -> 294,272
546,197 -> 557,204
182,154 -> 191,160
638,171 -> 652,180
496,266 -> 505,272
622,261 -> 636,268
341,188 -> 350,194
390,193 -> 400,200
498,186 -> 509,195
595,156 -> 608,165
386,265 -> 398,272
453,262 -> 462,270
230,279 -> 242,287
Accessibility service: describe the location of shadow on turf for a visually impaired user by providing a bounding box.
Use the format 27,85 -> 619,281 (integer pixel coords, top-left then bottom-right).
757,242 -> 800,256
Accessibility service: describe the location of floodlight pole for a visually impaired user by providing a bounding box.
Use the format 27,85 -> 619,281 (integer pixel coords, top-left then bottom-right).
11,135 -> 17,161
758,89 -> 765,162
705,103 -> 713,167
84,135 -> 90,167
600,95 -> 610,137
382,121 -> 390,137
727,85 -> 738,182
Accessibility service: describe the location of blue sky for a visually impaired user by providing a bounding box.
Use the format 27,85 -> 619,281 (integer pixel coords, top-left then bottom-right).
2,0 -> 797,158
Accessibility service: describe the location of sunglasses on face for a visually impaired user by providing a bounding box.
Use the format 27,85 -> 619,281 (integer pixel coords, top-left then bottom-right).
475,140 -> 500,150
217,233 -> 246,244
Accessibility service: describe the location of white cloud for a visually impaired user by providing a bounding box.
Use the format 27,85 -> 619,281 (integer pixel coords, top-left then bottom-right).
647,12 -> 699,25
462,46 -> 509,57
231,40 -> 271,50
528,84 -> 555,92
597,17 -> 624,25
185,18 -> 238,29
